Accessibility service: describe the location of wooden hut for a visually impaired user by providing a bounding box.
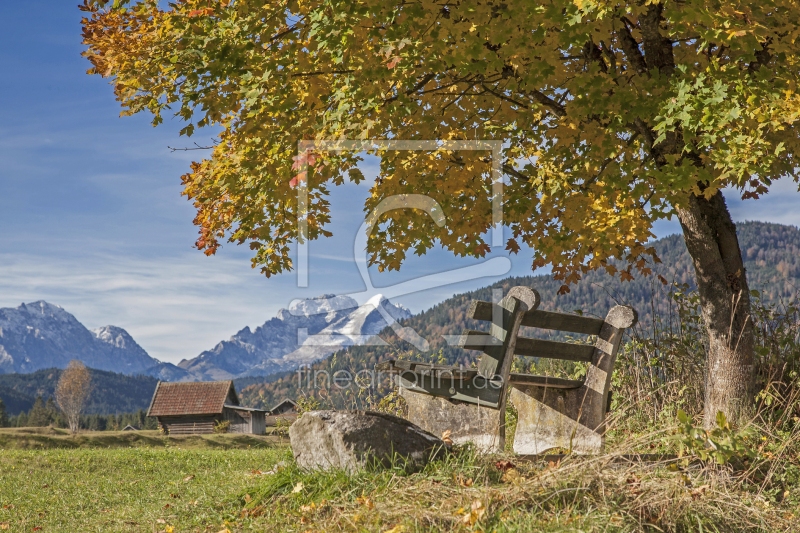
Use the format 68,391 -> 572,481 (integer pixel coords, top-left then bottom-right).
146,380 -> 267,435
265,398 -> 299,427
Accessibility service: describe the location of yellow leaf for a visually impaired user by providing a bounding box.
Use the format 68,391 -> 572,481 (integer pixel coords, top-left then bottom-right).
292,482 -> 304,493
383,525 -> 405,533
356,495 -> 375,509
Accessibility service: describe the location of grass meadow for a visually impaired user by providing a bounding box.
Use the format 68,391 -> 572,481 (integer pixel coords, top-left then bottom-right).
1,421 -> 799,532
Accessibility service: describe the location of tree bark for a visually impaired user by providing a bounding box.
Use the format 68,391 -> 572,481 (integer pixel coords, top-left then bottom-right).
676,191 -> 755,428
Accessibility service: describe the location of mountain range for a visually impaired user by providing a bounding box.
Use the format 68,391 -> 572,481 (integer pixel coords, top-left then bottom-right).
1,220 -> 798,401
0,293 -> 410,382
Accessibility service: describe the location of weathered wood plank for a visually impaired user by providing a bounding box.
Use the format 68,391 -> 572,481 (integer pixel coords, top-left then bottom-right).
520,309 -> 604,335
470,301 -> 603,335
515,337 -> 595,362
377,360 -> 476,379
394,373 -> 502,408
467,300 -> 512,325
508,374 -> 583,389
455,330 -> 502,350
479,295 -> 523,378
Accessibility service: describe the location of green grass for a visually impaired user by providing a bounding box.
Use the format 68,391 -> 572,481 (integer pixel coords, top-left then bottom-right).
0,438 -> 287,532
0,425 -> 798,532
0,427 -> 283,451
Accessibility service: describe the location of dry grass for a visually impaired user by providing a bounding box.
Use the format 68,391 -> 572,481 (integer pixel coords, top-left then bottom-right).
234,424 -> 800,533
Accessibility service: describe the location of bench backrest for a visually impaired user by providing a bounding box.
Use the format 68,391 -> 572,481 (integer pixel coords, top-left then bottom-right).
461,286 -> 638,390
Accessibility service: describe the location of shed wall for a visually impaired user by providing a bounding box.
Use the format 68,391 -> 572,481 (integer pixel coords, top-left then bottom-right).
251,411 -> 266,435
223,408 -> 251,434
158,415 -> 218,435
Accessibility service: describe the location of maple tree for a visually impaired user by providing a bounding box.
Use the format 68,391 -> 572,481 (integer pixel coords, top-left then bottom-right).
82,0 -> 800,427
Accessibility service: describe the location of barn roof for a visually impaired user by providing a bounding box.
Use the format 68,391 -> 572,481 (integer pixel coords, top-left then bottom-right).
147,381 -> 238,417
270,398 -> 298,414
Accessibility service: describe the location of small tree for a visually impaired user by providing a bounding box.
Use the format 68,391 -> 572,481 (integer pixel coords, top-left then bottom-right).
56,361 -> 93,434
28,396 -> 51,427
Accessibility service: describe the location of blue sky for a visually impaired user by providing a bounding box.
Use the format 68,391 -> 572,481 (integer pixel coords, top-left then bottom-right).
1,2 -> 799,364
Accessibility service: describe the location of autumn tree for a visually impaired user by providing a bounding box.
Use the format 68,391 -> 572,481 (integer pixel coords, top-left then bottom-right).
56,361 -> 92,434
81,0 -> 800,427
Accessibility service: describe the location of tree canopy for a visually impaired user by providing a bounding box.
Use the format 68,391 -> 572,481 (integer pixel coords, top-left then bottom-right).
82,0 -> 799,286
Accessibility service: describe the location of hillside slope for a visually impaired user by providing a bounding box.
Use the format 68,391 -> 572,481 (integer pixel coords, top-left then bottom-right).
239,221 -> 800,409
0,368 -> 160,416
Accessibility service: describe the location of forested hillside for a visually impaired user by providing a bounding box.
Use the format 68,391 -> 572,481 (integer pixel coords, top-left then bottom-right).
239,222 -> 800,409
0,368 -> 159,416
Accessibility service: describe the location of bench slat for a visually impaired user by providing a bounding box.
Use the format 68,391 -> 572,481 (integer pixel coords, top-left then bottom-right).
395,373 -> 502,408
376,360 -> 477,380
455,330 -> 502,351
469,301 -> 604,335
508,374 -> 583,389
467,300 -> 512,325
515,337 -> 595,362
521,309 -> 604,335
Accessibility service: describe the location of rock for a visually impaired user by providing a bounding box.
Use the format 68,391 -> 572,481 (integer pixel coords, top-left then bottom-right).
289,410 -> 449,472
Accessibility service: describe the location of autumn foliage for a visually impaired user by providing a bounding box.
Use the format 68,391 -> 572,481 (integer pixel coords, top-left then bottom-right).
81,0 -> 800,425
55,360 -> 93,434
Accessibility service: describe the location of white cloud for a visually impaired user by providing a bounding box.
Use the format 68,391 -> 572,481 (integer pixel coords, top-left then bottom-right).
0,251 -> 304,364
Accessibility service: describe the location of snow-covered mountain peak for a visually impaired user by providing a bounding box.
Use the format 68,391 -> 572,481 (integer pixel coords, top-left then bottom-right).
92,325 -> 136,350
363,294 -> 412,321
0,301 -> 162,375
287,294 -> 359,318
17,301 -> 74,322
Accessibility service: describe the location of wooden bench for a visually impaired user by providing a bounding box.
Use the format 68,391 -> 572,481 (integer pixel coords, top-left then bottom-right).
375,286 -> 637,454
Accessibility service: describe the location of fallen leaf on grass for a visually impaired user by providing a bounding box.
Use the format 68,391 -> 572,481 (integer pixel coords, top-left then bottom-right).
356,495 -> 374,510
500,468 -> 523,483
461,500 -> 486,526
494,460 -> 516,472
441,430 -> 453,446
162,504 -> 171,510
32,528 -> 42,531
292,482 -> 304,493
383,525 -> 405,533
0,523 -> 8,531
170,493 -> 180,499
690,485 -> 710,500
183,475 -> 195,482
216,529 -> 231,533
456,475 -> 473,488
156,518 -> 167,524
300,502 -> 316,513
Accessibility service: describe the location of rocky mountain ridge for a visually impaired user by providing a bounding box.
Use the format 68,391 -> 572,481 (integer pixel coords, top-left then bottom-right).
176,293 -> 411,380
0,301 -> 168,376
0,295 -> 411,382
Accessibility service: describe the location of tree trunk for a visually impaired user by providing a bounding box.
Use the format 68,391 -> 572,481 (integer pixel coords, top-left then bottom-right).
676,191 -> 755,429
